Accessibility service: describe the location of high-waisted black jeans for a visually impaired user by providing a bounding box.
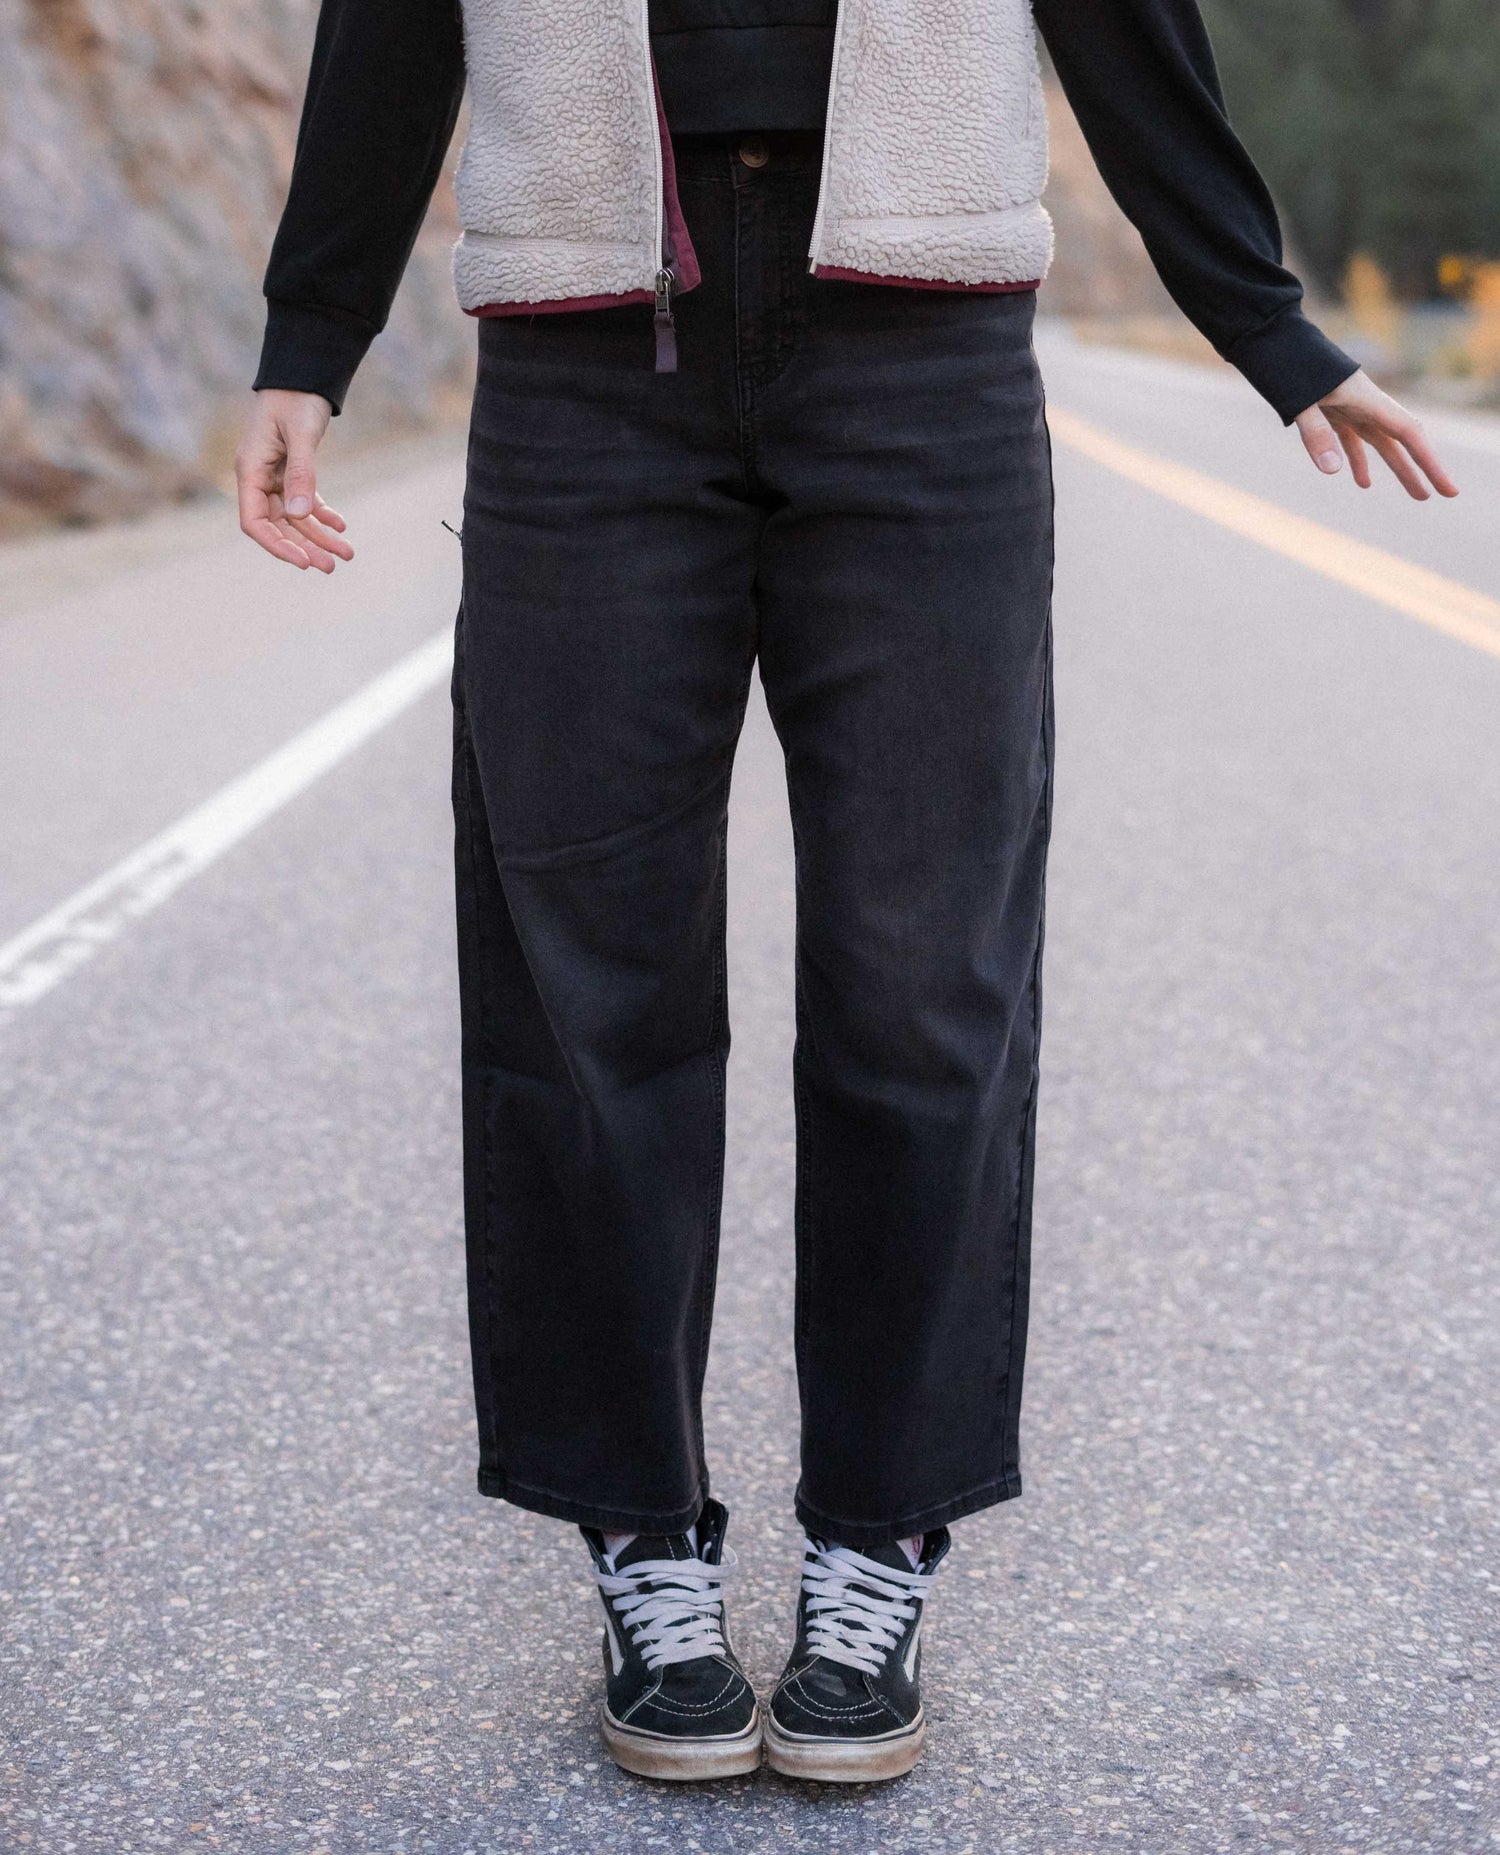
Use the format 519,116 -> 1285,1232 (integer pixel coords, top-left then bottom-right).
452,128 -> 1055,1549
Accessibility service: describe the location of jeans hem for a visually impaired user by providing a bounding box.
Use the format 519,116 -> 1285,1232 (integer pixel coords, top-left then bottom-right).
793,1470 -> 1023,1548
477,1468 -> 711,1535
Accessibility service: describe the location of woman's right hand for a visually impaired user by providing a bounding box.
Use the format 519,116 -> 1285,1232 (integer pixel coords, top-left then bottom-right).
235,388 -> 355,572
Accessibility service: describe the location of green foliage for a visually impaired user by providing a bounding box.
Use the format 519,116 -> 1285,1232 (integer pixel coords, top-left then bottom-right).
1200,0 -> 1500,297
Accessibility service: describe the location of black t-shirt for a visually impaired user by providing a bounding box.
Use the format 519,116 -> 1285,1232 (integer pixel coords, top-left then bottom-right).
252,0 -> 1358,425
650,0 -> 837,132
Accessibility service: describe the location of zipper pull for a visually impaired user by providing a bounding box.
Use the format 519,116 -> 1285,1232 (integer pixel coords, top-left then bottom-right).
653,266 -> 677,373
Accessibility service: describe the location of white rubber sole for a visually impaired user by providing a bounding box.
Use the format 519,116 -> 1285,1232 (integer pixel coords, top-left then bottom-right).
763,1709 -> 926,1783
601,1704 -> 764,1781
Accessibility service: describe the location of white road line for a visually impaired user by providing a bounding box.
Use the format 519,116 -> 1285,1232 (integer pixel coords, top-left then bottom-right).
0,628 -> 454,1026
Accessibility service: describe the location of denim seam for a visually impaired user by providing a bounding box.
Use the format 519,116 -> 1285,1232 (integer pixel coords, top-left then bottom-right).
731,181 -> 758,501
998,694 -> 1048,1481
998,374 -> 1057,1484
452,596 -> 501,1484
689,790 -> 734,1495
768,178 -> 804,387
789,809 -> 818,1395
689,651 -> 756,1458
462,700 -> 507,1487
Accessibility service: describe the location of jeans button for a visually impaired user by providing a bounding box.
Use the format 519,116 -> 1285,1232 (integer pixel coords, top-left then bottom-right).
736,134 -> 770,169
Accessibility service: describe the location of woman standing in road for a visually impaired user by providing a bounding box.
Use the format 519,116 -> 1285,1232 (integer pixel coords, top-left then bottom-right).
238,0 -> 1456,1786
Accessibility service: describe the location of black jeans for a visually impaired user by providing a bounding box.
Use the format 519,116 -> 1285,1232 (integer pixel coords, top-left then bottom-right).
452,128 -> 1055,1549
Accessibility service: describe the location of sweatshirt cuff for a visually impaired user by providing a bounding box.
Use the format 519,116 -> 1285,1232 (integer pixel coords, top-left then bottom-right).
251,300 -> 381,418
1224,305 -> 1361,426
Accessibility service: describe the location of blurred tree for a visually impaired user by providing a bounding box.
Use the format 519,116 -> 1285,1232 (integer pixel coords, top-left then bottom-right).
1201,0 -> 1500,298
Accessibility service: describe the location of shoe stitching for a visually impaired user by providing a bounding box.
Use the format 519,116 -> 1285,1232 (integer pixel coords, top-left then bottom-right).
777,1671 -> 885,1721
641,1688 -> 748,1719
620,1669 -> 744,1722
641,1698 -> 752,1722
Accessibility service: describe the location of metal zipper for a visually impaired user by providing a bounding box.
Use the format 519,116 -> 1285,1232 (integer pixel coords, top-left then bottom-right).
641,0 -> 679,372
654,262 -> 678,372
805,0 -> 847,271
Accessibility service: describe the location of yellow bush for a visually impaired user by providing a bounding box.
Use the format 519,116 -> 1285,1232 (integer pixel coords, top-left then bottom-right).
1342,252 -> 1404,354
1437,256 -> 1500,381
1467,263 -> 1500,379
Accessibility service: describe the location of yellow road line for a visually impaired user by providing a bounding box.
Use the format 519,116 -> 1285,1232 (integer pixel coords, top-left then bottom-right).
1047,407 -> 1500,663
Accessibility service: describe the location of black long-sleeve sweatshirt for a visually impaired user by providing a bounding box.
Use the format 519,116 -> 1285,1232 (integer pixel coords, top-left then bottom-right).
251,0 -> 1358,425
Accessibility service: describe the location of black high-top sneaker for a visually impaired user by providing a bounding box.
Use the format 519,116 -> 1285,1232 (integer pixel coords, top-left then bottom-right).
580,1498 -> 761,1780
765,1527 -> 951,1782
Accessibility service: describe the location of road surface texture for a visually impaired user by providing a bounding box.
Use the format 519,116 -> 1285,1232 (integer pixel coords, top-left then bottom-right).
1,330 -> 1496,1853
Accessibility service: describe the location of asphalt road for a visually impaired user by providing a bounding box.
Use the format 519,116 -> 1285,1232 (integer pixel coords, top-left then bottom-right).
1,329 -> 1497,1853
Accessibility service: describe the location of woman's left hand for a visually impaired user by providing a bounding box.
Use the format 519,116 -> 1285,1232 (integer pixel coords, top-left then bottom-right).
1294,369 -> 1459,501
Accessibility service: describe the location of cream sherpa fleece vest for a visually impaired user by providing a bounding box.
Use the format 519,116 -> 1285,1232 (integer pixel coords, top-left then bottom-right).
450,0 -> 1053,315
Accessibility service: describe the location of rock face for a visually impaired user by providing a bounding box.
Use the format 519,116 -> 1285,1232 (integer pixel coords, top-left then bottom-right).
0,0 -> 474,539
1039,83 -> 1178,320
0,18 -> 1169,540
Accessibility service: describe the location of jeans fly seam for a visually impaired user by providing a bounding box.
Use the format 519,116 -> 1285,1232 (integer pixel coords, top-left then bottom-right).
730,182 -> 761,501
760,175 -> 806,389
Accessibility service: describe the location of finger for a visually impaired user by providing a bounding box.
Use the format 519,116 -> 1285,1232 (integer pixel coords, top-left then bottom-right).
1338,424 -> 1372,490
1369,431 -> 1430,502
267,487 -> 350,564
281,435 -> 320,521
274,514 -> 339,574
251,519 -> 315,567
1396,422 -> 1460,499
1295,406 -> 1344,476
279,501 -> 349,566
238,477 -> 312,568
312,495 -> 349,533
288,509 -> 355,563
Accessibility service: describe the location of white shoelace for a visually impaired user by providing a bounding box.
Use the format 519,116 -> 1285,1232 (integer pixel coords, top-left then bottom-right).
799,1537 -> 935,1676
592,1548 -> 737,1671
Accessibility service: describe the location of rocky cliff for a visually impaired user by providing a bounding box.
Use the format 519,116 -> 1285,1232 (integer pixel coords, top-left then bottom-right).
0,0 -> 473,539
1040,83 -> 1178,321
